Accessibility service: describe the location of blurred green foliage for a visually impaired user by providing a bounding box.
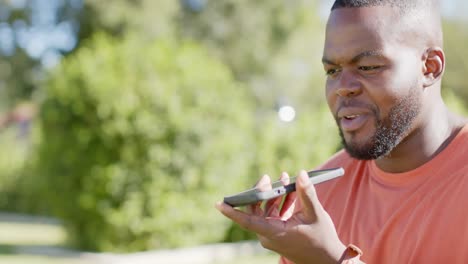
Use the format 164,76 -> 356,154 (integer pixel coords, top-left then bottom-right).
0,1 -> 86,109
443,21 -> 468,106
85,0 -> 319,77
0,128 -> 29,208
84,0 -> 326,107
0,50 -> 41,109
0,110 -> 46,214
37,34 -> 256,251
177,0 -> 320,79
253,105 -> 339,175
0,0 -> 467,253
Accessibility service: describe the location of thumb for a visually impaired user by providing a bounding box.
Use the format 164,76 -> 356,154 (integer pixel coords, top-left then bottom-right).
296,170 -> 321,223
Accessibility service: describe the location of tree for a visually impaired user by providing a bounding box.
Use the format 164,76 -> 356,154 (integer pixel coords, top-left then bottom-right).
83,0 -> 326,106
37,34 -> 255,251
0,0 -> 86,106
442,21 -> 468,107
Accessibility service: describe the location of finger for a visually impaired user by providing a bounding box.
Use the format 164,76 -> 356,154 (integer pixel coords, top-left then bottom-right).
264,172 -> 289,217
264,197 -> 280,217
296,170 -> 321,223
279,172 -> 299,219
279,172 -> 290,185
247,174 -> 271,215
279,191 -> 297,220
247,201 -> 264,216
255,174 -> 273,191
274,172 -> 293,217
215,201 -> 280,237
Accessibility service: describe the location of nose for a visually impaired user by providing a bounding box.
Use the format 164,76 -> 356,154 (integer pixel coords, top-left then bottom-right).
334,70 -> 362,98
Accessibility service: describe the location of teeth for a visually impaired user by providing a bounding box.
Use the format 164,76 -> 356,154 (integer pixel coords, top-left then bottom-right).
345,115 -> 359,119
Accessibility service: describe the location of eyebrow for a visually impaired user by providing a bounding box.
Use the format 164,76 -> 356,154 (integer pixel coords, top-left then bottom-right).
322,50 -> 385,65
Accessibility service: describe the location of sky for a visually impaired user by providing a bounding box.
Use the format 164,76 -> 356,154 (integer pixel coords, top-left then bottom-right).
0,0 -> 81,68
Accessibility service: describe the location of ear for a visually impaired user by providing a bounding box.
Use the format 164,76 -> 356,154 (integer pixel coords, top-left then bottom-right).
422,47 -> 445,88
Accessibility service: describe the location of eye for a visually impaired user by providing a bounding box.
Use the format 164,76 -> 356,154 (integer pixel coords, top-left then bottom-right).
326,68 -> 341,77
358,65 -> 381,71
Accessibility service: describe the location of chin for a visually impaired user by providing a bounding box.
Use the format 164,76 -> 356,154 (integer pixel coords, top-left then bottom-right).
341,130 -> 382,160
345,139 -> 373,152
343,130 -> 374,146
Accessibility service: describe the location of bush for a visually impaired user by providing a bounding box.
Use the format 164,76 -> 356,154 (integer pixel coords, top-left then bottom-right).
0,113 -> 50,215
38,34 -> 255,252
0,127 -> 29,209
224,104 -> 342,242
253,105 -> 340,176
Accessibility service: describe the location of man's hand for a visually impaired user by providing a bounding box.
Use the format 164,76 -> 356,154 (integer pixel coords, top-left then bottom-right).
216,170 -> 346,264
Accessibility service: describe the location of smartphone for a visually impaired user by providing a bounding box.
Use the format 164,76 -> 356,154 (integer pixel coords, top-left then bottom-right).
223,167 -> 344,207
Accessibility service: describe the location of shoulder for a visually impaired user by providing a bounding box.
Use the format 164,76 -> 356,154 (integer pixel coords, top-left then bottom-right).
458,123 -> 468,139
447,122 -> 468,155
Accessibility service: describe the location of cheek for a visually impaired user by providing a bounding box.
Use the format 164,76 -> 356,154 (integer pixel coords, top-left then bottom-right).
366,65 -> 421,117
364,78 -> 400,118
392,61 -> 422,93
390,53 -> 424,96
325,80 -> 336,114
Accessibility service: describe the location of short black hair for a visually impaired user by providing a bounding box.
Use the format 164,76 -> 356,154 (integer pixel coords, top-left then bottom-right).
331,0 -> 417,12
330,0 -> 443,46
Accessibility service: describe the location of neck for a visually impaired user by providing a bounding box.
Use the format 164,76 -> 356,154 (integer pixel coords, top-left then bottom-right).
374,98 -> 465,173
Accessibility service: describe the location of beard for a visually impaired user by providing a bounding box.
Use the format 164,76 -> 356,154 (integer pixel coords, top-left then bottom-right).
338,90 -> 421,160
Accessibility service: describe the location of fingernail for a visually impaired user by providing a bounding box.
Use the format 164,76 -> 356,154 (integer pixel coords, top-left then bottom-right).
215,201 -> 223,210
257,174 -> 272,190
280,172 -> 290,184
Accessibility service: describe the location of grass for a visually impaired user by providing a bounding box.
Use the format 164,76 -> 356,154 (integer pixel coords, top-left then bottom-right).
0,244 -> 14,254
0,212 -> 280,264
0,214 -> 88,264
0,222 -> 66,246
0,256 -> 86,264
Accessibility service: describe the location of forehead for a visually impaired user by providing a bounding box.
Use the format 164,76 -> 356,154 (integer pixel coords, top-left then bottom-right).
324,6 -> 402,62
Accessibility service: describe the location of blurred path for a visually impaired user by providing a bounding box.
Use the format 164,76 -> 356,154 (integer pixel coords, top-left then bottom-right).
0,212 -> 273,264
88,241 -> 269,264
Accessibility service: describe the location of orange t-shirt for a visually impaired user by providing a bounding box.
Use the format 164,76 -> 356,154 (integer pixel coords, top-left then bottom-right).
280,124 -> 468,264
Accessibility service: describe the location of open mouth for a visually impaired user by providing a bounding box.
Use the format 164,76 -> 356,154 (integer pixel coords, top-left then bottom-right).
340,114 -> 368,132
344,115 -> 359,120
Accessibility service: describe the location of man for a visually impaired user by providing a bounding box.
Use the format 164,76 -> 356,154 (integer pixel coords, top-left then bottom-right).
216,0 -> 468,263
